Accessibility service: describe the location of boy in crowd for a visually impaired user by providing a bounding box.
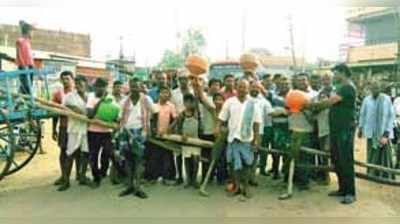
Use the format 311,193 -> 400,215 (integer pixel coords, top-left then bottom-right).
172,94 -> 202,188
146,86 -> 177,185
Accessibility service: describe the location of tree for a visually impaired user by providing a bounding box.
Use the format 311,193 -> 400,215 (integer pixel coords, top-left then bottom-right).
181,27 -> 206,57
157,27 -> 207,69
157,49 -> 184,70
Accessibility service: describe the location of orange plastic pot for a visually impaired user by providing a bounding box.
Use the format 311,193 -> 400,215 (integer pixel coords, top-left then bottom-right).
285,90 -> 309,113
185,55 -> 208,75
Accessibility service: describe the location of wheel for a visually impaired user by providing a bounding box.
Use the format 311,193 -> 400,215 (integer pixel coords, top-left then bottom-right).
4,117 -> 41,175
0,109 -> 15,181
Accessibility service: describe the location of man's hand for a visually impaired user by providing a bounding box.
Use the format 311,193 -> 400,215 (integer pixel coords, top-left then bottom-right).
213,126 -> 221,138
357,129 -> 363,139
181,135 -> 188,142
251,136 -> 260,150
52,131 -> 58,141
380,136 -> 389,146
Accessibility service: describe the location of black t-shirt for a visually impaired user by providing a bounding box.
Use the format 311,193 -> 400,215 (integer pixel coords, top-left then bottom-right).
329,82 -> 357,131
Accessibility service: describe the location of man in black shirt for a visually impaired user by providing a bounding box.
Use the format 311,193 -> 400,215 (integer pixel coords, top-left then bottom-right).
310,63 -> 357,204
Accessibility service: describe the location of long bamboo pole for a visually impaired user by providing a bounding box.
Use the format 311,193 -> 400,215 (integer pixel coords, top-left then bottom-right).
0,90 -> 118,129
36,103 -> 118,129
158,134 -> 400,176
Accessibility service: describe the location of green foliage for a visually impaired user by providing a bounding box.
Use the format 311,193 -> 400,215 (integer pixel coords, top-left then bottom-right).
157,49 -> 185,70
181,27 -> 206,57
158,27 -> 206,70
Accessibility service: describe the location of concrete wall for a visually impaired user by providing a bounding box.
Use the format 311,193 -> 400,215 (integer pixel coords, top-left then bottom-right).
0,24 -> 90,57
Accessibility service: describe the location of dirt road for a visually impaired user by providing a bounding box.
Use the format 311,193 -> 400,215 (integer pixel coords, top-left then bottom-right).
1,121 -> 400,218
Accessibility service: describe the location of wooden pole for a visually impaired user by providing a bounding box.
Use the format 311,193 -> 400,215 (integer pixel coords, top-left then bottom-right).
158,134 -> 214,148
0,90 -> 118,129
158,134 -> 400,177
34,102 -> 118,129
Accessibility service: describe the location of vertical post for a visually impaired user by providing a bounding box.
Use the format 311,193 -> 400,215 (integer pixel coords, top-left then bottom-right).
288,14 -> 297,72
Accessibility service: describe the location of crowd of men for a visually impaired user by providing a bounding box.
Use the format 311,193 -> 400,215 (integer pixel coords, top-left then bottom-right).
47,61 -> 400,205
13,19 -> 400,205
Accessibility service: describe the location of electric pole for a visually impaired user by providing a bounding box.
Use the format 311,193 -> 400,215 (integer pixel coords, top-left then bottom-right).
119,36 -> 124,81
288,14 -> 297,72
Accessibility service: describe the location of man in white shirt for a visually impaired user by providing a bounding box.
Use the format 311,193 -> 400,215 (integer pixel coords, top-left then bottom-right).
199,78 -> 222,183
249,81 -> 272,186
118,77 -> 156,198
217,79 -> 262,201
59,76 -> 90,191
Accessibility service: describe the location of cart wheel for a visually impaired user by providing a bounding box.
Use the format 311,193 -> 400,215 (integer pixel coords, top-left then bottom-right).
0,109 -> 15,181
4,118 -> 41,175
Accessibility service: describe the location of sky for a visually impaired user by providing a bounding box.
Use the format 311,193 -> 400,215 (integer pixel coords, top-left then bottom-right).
0,0 -> 352,66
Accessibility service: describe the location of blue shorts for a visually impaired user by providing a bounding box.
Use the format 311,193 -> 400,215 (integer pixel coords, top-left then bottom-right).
227,140 -> 254,171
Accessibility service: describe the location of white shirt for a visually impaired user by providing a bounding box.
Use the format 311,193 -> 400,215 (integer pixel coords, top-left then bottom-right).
252,95 -> 273,135
307,88 -> 319,99
125,100 -> 143,130
171,88 -> 193,114
63,90 -> 87,134
393,97 -> 400,118
219,96 -> 262,143
121,95 -> 155,130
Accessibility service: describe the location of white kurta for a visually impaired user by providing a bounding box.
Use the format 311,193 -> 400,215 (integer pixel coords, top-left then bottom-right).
63,91 -> 89,155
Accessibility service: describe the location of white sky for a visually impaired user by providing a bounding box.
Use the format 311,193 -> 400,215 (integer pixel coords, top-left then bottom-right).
0,0 -> 350,66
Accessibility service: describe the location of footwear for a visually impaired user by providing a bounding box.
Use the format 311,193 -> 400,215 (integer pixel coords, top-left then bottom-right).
54,177 -> 64,186
78,177 -> 92,186
238,194 -> 247,202
328,190 -> 345,197
162,179 -> 175,186
174,178 -> 184,186
278,193 -> 292,200
57,182 -> 70,192
249,180 -> 258,187
228,189 -> 241,198
272,173 -> 280,180
119,188 -> 134,197
91,180 -> 101,189
243,190 -> 253,199
191,181 -> 200,189
260,170 -> 269,177
134,190 -> 148,199
341,195 -> 356,204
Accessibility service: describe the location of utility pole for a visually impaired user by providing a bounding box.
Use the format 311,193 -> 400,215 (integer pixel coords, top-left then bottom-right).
288,14 -> 297,72
119,36 -> 124,81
